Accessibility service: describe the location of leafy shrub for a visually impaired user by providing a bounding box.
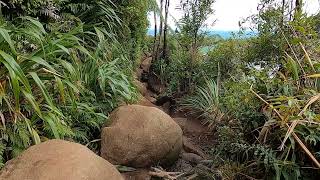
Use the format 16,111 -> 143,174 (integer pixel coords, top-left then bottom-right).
205,39 -> 246,80
181,79 -> 225,128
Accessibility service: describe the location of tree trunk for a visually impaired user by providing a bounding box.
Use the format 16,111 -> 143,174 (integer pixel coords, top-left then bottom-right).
294,0 -> 302,19
163,0 -> 170,63
281,0 -> 285,27
155,0 -> 164,62
152,10 -> 158,62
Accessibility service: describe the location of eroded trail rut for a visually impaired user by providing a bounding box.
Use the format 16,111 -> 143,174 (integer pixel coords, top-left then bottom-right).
122,56 -> 218,180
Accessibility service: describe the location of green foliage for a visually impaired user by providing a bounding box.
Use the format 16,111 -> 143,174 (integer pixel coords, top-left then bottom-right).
149,0 -> 217,95
157,52 -> 205,94
221,79 -> 266,131
0,0 -> 60,20
178,0 -> 215,50
0,16 -> 138,166
181,79 -> 225,128
0,0 -> 148,167
1,0 -> 148,63
156,1 -> 320,179
115,0 -> 149,63
211,6 -> 320,178
232,143 -> 303,180
206,39 -> 246,80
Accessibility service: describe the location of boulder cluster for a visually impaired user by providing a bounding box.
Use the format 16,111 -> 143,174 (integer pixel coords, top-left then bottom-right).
0,105 -> 183,180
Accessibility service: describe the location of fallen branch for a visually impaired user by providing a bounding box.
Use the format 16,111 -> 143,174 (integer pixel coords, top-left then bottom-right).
149,167 -> 184,180
85,139 -> 101,147
186,174 -> 198,180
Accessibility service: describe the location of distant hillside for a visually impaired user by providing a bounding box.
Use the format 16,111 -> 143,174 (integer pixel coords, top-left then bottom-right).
147,29 -> 256,39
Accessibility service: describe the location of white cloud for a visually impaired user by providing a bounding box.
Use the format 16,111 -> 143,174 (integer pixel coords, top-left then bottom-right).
148,0 -> 320,31
214,0 -> 259,30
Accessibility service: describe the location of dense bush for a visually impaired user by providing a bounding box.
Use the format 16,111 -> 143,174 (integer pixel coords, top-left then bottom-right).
0,17 -> 138,166
0,0 -> 149,167
149,0 -> 320,179
212,8 -> 320,180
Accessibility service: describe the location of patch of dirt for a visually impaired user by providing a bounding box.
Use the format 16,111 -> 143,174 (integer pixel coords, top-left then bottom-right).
172,112 -> 216,152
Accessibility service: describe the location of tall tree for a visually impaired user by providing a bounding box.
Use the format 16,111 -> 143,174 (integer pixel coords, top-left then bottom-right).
149,0 -> 159,62
294,0 -> 302,18
163,0 -> 170,62
177,0 -> 215,91
179,0 -> 215,61
155,0 -> 165,62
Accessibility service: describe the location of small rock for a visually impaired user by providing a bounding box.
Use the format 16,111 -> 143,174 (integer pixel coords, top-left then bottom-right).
195,164 -> 223,180
134,69 -> 143,80
162,102 -> 171,114
140,57 -> 152,72
147,74 -> 165,94
181,153 -> 203,165
183,137 -> 207,158
136,96 -> 156,107
170,159 -> 193,173
145,96 -> 157,104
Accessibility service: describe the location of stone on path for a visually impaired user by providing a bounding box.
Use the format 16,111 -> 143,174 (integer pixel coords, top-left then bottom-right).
0,140 -> 123,180
101,105 -> 183,168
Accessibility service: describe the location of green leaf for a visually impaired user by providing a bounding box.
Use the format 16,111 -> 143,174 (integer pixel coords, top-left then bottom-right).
0,28 -> 16,54
24,119 -> 41,145
0,50 -> 31,92
29,72 -> 54,107
23,16 -> 46,34
32,129 -> 41,144
75,45 -> 93,59
55,76 -> 66,104
29,56 -> 57,73
21,89 -> 42,118
56,44 -> 70,55
287,55 -> 299,81
7,68 -> 20,110
94,27 -> 105,42
60,60 -> 78,81
45,114 -> 60,139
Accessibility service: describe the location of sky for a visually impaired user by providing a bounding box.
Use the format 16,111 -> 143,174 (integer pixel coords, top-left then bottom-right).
148,0 -> 320,31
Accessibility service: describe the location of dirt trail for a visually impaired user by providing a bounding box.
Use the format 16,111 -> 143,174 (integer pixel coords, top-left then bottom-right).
125,56 -> 217,179
135,56 -> 211,146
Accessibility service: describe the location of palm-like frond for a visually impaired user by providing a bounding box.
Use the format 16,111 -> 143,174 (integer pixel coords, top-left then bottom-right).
181,79 -> 225,128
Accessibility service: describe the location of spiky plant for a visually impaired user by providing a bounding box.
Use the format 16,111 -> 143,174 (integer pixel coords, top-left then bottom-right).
180,79 -> 225,128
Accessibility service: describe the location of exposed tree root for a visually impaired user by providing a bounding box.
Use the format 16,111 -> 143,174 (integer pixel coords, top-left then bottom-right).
149,167 -> 185,179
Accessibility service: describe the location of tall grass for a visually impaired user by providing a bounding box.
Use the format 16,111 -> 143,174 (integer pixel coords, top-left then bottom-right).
0,17 -> 137,166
